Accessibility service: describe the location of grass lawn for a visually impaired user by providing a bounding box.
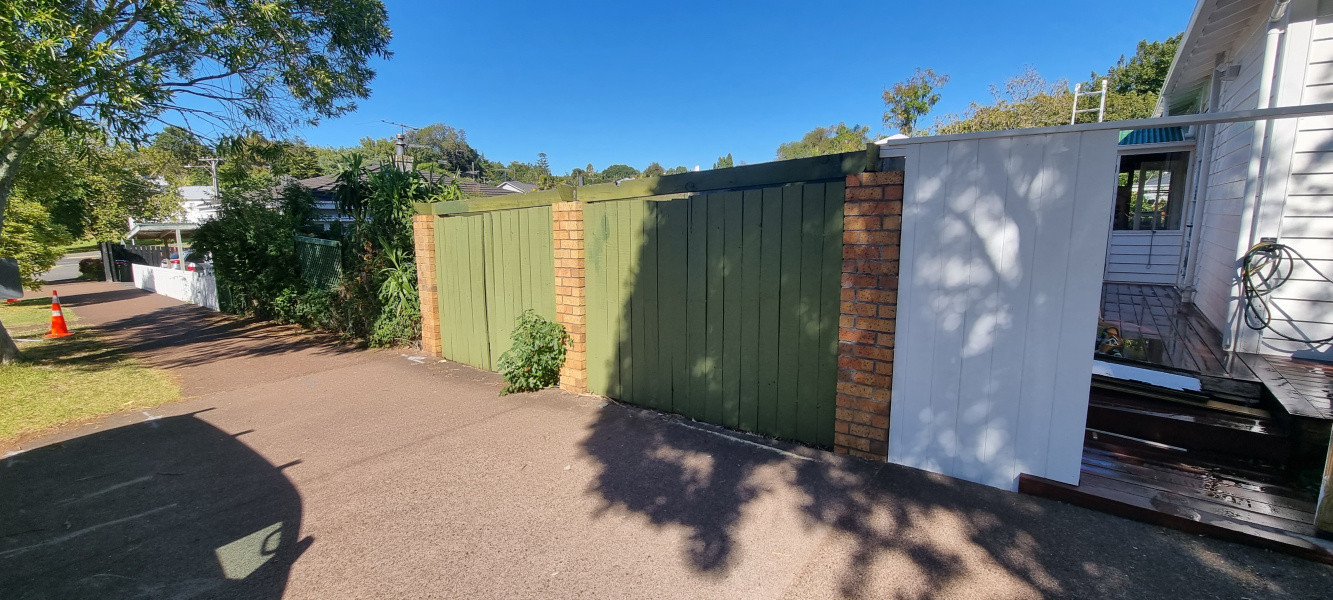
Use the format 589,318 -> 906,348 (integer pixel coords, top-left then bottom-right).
0,303 -> 180,443
62,240 -> 102,254
1,296 -> 78,336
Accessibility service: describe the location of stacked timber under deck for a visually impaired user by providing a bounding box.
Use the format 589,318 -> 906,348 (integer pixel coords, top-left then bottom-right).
1021,283 -> 1333,564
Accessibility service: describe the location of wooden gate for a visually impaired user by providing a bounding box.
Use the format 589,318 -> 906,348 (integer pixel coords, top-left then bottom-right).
434,206 -> 556,370
583,182 -> 844,447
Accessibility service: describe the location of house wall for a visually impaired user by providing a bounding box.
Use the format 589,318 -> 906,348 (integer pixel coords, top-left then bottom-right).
1261,0 -> 1333,355
1190,22 -> 1269,337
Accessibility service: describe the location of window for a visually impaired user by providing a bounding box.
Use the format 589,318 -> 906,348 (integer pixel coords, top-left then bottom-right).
1114,151 -> 1189,231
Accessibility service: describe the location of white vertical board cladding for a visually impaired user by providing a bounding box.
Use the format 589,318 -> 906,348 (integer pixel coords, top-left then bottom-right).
1192,24 -> 1270,333
886,129 -> 1118,490
1263,0 -> 1333,354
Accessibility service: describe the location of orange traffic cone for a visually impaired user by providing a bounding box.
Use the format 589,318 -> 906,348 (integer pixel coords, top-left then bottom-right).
45,290 -> 71,338
4,298 -> 17,304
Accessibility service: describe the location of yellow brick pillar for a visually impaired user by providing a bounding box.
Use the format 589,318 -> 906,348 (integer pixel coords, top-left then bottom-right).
552,202 -> 588,393
413,214 -> 441,357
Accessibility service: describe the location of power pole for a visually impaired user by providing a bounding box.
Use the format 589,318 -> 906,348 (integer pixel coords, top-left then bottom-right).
186,157 -> 224,199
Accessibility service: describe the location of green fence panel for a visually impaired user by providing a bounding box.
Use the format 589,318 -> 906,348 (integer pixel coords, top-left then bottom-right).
433,206 -> 555,372
584,181 -> 844,447
294,236 -> 342,289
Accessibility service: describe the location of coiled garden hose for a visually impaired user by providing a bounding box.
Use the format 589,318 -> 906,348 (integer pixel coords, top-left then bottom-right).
1240,241 -> 1333,344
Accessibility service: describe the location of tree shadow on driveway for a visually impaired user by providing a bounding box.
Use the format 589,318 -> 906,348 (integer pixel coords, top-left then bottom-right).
0,413 -> 310,599
579,401 -> 1333,599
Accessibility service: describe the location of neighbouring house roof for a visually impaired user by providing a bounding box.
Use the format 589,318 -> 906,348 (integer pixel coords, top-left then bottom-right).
179,185 -> 216,202
1158,0 -> 1272,115
1118,126 -> 1188,145
291,164 -> 514,201
499,181 -> 539,193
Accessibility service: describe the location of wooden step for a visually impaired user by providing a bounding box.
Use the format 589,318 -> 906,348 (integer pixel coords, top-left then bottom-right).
1087,390 -> 1293,463
1020,471 -> 1333,565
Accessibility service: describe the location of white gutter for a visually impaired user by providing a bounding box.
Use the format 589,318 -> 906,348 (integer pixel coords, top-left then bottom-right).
1225,0 -> 1291,354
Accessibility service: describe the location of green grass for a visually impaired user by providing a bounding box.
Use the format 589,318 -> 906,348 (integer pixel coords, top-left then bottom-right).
1,297 -> 78,336
62,240 -> 102,254
0,308 -> 180,443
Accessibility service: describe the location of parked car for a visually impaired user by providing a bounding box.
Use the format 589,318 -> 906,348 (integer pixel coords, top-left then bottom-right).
160,251 -> 212,274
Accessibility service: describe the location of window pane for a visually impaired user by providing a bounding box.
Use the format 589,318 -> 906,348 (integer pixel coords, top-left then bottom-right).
1114,151 -> 1189,231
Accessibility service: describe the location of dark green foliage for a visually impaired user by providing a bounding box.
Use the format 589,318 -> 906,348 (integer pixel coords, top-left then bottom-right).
496,310 -> 569,395
712,154 -> 734,169
193,181 -> 314,319
77,258 -> 104,281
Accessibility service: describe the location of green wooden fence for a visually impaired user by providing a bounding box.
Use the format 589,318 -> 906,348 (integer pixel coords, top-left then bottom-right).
434,206 -> 555,371
583,181 -> 845,447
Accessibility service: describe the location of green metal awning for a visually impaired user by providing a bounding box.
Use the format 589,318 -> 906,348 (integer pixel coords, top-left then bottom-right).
1118,126 -> 1187,146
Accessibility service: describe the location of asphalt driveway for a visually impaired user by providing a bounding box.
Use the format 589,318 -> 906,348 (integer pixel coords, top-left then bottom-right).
2,280 -> 1331,599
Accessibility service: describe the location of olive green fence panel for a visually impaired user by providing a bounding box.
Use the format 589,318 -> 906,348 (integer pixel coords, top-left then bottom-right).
481,206 -> 556,370
433,206 -> 556,371
584,181 -> 844,447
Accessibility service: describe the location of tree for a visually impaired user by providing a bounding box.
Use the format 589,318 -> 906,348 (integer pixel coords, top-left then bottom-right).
0,0 -> 392,361
1,198 -> 71,289
642,162 -> 666,177
1092,34 -> 1182,95
882,68 -> 949,135
601,164 -> 639,181
712,154 -> 734,169
776,123 -> 871,160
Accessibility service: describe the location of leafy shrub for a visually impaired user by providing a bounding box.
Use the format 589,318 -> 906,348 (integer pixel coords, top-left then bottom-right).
496,310 -> 568,395
367,246 -> 420,347
77,258 -> 105,280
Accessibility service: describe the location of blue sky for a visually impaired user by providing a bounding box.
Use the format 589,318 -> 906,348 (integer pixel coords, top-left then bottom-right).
293,0 -> 1196,174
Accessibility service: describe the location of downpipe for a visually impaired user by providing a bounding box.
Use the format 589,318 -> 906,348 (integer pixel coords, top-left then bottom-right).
1225,0 -> 1290,357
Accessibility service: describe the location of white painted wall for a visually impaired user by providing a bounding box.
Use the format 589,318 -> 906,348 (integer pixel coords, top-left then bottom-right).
884,129 -> 1119,490
1191,23 -> 1269,335
1105,231 -> 1186,285
1262,0 -> 1333,355
131,264 -> 220,311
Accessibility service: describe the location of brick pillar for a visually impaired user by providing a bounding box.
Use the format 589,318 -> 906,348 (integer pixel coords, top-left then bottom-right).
413,214 -> 442,357
552,202 -> 588,393
835,171 -> 904,460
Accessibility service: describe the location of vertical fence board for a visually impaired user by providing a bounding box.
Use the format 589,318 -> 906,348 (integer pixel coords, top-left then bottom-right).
775,185 -> 805,439
738,190 -> 763,433
796,183 -> 828,444
615,201 -> 634,402
629,200 -> 649,409
757,187 -> 784,436
705,193 -> 727,426
585,203 -> 611,396
721,191 -> 744,429
642,202 -> 662,411
658,199 -> 689,413
817,182 -> 845,449
469,217 -> 490,368
686,195 -> 709,421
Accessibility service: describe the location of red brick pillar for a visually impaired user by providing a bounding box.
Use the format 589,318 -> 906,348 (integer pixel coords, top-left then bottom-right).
835,171 -> 904,460
552,202 -> 588,393
413,214 -> 442,357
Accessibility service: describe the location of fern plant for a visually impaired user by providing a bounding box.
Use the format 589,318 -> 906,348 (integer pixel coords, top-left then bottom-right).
496,310 -> 568,395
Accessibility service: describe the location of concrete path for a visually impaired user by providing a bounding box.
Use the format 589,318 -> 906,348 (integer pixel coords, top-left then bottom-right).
2,281 -> 1331,599
38,250 -> 100,284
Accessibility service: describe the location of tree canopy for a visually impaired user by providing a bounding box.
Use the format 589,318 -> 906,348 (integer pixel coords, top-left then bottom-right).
776,123 -> 871,160
882,68 -> 949,135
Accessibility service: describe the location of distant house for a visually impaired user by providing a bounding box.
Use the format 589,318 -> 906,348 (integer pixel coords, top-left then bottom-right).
284,165 -> 515,230
498,181 -> 539,194
176,185 -> 219,224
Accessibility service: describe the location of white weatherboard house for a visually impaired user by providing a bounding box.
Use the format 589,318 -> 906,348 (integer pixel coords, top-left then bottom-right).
1112,0 -> 1333,359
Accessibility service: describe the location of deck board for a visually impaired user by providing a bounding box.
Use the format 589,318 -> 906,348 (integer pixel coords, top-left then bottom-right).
1237,352 -> 1333,420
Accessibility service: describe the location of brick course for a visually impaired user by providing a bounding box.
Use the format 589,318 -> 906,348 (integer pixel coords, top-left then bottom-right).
412,214 -> 442,357
834,171 -> 904,460
552,202 -> 588,393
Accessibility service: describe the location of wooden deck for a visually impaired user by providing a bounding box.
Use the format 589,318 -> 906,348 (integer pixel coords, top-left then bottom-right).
1098,283 -> 1239,378
1021,432 -> 1333,565
1238,353 -> 1333,420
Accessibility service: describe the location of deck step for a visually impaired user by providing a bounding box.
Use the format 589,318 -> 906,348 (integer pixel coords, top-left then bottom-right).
1087,389 -> 1293,463
1019,468 -> 1333,565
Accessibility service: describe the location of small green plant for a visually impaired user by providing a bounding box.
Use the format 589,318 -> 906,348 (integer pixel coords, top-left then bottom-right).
496,310 -> 568,395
